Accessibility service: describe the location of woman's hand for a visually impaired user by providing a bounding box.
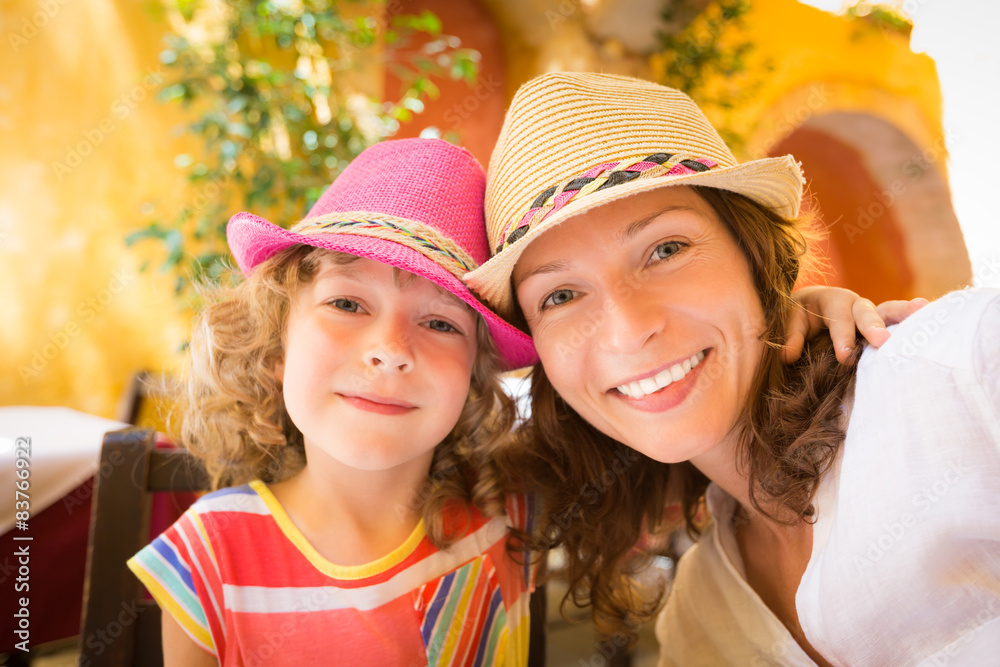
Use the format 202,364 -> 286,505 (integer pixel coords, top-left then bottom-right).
784,286 -> 930,364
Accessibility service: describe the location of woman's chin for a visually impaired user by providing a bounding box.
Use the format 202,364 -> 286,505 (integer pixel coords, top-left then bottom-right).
625,433 -> 720,465
620,424 -> 731,463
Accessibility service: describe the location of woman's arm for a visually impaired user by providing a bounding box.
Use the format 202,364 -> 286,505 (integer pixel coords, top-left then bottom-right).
162,609 -> 217,667
784,286 -> 929,363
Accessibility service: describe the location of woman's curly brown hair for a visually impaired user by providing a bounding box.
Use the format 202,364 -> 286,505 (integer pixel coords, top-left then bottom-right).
502,185 -> 859,640
169,244 -> 517,549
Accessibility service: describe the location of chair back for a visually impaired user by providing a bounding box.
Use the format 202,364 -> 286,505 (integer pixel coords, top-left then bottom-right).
80,429 -> 209,667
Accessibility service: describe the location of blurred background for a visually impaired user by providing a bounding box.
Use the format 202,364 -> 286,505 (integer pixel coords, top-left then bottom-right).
7,0 -> 1000,426
5,0 -> 1000,419
1,0 -> 998,663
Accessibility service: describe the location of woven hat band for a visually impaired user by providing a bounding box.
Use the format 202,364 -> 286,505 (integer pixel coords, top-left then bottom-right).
292,212 -> 479,279
497,152 -> 719,253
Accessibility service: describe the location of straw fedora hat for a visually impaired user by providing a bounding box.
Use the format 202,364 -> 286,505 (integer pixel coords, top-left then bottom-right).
227,137 -> 537,370
465,72 -> 805,319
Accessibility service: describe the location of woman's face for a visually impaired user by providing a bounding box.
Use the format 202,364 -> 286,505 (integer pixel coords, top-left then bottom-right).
513,186 -> 766,464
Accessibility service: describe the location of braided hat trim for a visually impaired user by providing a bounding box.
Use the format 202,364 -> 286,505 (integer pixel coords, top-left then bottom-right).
497,152 -> 718,253
292,213 -> 478,279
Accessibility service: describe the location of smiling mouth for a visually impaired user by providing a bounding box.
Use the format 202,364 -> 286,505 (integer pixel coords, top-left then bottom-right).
614,350 -> 707,399
337,393 -> 417,415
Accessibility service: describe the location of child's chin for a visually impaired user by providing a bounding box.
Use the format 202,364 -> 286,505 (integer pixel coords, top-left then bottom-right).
335,446 -> 436,473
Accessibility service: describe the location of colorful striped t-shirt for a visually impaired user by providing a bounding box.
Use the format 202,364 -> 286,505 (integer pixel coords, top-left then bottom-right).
127,480 -> 537,666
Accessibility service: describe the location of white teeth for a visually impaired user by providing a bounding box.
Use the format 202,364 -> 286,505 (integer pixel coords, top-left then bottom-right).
616,351 -> 707,399
653,367 -> 673,387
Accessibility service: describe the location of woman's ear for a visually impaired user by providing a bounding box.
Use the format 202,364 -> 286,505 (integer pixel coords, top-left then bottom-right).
271,357 -> 285,384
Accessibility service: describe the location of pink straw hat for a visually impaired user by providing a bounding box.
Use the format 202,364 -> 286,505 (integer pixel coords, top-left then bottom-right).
227,137 -> 537,370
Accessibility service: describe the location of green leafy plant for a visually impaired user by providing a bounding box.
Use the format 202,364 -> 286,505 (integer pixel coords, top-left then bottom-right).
129,0 -> 480,300
846,2 -> 912,37
653,0 -> 767,153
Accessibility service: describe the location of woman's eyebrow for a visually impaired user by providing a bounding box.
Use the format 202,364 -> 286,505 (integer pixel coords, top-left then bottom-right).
615,205 -> 698,245
515,205 -> 701,287
514,259 -> 572,288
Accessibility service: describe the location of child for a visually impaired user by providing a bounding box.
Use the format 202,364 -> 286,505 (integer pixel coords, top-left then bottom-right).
128,138 -> 540,666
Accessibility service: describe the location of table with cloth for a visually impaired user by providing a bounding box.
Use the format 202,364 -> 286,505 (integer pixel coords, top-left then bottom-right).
0,407 -> 194,653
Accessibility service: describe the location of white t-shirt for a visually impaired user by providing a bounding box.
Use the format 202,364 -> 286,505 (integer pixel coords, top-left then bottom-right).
656,288 -> 1000,667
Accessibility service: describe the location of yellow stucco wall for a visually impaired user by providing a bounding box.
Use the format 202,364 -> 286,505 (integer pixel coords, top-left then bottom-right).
1,0 -> 194,418
725,0 -> 943,161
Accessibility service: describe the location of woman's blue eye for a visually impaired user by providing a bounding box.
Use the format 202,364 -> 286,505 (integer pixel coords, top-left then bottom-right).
542,289 -> 575,309
652,241 -> 682,261
331,298 -> 360,312
427,319 -> 457,333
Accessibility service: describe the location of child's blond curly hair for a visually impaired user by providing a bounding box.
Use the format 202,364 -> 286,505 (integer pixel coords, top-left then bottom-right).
171,245 -> 517,549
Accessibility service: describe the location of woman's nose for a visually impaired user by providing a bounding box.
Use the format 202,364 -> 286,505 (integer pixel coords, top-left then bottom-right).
596,287 -> 664,355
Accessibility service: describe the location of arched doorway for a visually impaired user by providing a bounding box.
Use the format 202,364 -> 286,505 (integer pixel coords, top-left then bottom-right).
770,112 -> 970,302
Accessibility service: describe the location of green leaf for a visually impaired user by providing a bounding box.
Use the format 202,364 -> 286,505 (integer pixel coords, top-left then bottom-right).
133,0 -> 481,312
419,10 -> 442,35
125,226 -> 164,245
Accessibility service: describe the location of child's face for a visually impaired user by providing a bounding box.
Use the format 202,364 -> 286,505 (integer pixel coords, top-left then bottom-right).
276,254 -> 479,474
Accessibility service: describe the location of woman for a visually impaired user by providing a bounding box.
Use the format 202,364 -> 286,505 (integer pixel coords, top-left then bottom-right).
466,72 -> 1000,665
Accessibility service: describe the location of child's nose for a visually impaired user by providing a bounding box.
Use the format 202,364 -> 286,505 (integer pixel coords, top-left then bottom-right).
365,321 -> 415,373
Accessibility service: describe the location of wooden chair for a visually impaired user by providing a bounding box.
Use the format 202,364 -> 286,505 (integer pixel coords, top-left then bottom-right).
79,428 -> 548,666
80,428 -> 209,666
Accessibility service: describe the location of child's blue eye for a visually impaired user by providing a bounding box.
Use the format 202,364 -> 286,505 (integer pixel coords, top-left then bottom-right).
541,289 -> 575,310
427,319 -> 457,333
651,241 -> 683,262
330,298 -> 360,313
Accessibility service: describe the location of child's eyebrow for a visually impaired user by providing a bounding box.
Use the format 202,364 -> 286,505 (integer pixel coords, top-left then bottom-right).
312,262 -> 368,284
312,263 -> 471,312
430,286 -> 473,311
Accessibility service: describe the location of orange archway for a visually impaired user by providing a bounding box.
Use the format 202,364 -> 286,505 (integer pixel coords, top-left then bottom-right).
770,112 -> 969,302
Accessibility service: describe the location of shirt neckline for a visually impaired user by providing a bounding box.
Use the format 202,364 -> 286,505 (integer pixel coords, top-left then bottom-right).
707,389 -> 855,591
705,484 -> 815,662
249,479 -> 427,581
704,393 -> 854,663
